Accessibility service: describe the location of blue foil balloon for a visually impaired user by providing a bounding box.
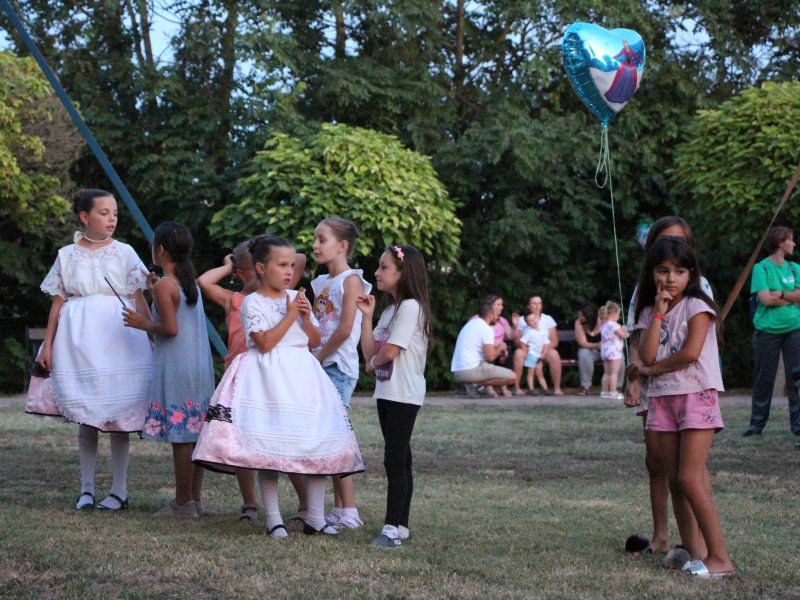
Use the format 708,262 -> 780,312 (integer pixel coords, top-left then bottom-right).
562,23 -> 646,127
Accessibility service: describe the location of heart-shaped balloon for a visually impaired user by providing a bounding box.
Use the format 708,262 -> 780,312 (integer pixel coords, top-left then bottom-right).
562,23 -> 646,127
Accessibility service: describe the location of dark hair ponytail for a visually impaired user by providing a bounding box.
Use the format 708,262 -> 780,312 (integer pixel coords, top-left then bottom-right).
152,222 -> 198,306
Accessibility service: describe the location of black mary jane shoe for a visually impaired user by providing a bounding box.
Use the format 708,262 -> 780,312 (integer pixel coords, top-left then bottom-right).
96,493 -> 128,511
302,522 -> 339,536
76,491 -> 95,510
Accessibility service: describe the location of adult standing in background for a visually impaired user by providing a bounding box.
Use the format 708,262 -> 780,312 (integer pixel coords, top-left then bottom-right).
745,226 -> 800,445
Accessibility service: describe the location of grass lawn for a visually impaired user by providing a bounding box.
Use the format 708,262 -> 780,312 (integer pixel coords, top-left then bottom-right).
1,398 -> 799,599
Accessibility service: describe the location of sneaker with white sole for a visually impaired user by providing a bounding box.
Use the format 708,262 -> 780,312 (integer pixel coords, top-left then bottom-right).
152,500 -> 199,518
370,524 -> 402,548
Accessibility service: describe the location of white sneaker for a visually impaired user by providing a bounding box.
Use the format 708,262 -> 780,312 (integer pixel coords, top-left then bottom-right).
398,525 -> 411,540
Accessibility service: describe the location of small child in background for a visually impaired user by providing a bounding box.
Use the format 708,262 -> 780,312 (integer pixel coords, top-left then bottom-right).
599,301 -> 627,400
521,313 -> 549,395
197,242 -> 308,522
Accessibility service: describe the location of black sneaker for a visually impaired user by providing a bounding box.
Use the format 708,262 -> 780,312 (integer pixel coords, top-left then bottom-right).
742,429 -> 761,437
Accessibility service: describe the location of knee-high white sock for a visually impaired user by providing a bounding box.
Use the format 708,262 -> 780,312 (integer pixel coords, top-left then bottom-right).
105,432 -> 130,506
305,475 -> 328,531
78,425 -> 98,494
258,470 -> 286,537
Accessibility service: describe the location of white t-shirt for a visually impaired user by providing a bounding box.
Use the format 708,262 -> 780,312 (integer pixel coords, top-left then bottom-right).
373,299 -> 428,406
451,318 -> 494,372
520,327 -> 548,361
311,269 -> 372,380
517,313 -> 557,339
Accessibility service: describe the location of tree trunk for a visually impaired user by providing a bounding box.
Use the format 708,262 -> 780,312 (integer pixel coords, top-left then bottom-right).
334,4 -> 346,60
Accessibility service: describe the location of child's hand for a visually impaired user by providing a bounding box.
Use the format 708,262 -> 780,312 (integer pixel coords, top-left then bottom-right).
654,281 -> 671,315
286,291 -> 300,319
356,294 -> 376,317
142,268 -> 158,295
122,305 -> 148,331
39,344 -> 53,371
625,359 -> 643,381
511,312 -> 520,328
623,379 -> 640,407
295,288 -> 312,319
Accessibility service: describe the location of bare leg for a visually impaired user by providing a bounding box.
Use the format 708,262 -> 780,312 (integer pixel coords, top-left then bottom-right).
172,442 -> 196,506
288,472 -> 308,520
536,362 -> 548,391
237,469 -> 258,510
546,348 -> 562,392
657,432 -> 706,560
677,430 -> 733,574
643,423 -> 669,553
527,367 -> 535,391
512,347 -> 526,392
602,360 -> 613,393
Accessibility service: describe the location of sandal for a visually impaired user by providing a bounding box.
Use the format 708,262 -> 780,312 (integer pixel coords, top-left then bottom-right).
239,503 -> 259,522
96,493 -> 128,511
75,491 -> 95,510
302,522 -> 339,536
577,387 -> 589,396
288,505 -> 307,524
501,389 -> 513,397
266,524 -> 288,537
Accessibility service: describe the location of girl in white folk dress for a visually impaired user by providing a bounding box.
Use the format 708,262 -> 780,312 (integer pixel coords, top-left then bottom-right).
193,235 -> 364,537
30,189 -> 153,511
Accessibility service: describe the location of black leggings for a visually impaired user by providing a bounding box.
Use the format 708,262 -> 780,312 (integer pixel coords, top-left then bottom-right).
376,398 -> 420,527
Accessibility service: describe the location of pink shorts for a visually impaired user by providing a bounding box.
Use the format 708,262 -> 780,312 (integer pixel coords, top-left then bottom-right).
645,389 -> 724,432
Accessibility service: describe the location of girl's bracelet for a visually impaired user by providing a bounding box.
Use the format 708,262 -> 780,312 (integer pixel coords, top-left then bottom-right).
652,314 -> 665,320
370,356 -> 377,369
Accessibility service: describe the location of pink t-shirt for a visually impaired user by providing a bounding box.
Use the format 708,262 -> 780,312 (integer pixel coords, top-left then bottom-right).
635,296 -> 724,397
224,291 -> 249,369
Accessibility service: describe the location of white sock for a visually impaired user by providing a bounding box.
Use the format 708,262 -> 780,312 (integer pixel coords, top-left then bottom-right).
77,425 -> 98,506
330,507 -> 344,518
101,432 -> 130,508
305,475 -> 330,531
398,525 -> 410,539
258,470 -> 287,537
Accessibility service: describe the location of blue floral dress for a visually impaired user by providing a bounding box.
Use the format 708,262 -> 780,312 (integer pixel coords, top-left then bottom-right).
142,284 -> 214,443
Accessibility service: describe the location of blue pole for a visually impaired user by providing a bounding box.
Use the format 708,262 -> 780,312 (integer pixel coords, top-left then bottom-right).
1,0 -> 228,357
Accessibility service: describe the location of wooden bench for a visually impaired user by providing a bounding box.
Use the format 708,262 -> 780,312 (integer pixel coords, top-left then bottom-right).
24,327 -> 47,390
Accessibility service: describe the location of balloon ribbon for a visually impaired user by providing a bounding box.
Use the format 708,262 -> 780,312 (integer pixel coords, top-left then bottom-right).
594,125 -> 629,360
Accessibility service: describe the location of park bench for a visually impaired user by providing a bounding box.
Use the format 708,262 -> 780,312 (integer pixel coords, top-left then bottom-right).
555,329 -> 601,370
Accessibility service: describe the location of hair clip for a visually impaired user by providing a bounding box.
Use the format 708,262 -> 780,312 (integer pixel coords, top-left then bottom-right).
393,246 -> 404,262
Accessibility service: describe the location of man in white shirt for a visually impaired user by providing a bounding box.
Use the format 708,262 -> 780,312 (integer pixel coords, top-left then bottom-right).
451,303 -> 515,397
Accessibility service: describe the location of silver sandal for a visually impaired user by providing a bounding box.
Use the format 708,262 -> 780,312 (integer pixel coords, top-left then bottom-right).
239,503 -> 259,521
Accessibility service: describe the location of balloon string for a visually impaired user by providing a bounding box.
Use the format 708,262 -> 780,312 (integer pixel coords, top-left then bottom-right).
595,125 -> 629,363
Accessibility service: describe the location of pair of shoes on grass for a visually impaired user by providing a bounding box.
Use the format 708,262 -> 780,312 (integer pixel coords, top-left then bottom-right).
76,491 -> 128,511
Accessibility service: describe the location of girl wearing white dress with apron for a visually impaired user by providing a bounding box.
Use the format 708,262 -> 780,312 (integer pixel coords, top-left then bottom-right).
193,235 -> 364,537
31,189 -> 153,511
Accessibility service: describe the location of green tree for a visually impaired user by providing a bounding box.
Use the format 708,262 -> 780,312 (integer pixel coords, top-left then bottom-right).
0,51 -> 83,391
210,123 -> 461,263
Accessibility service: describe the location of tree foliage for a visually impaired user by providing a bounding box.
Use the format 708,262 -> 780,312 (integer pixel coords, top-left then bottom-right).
211,123 -> 461,263
3,0 -> 800,389
673,82 -> 800,244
